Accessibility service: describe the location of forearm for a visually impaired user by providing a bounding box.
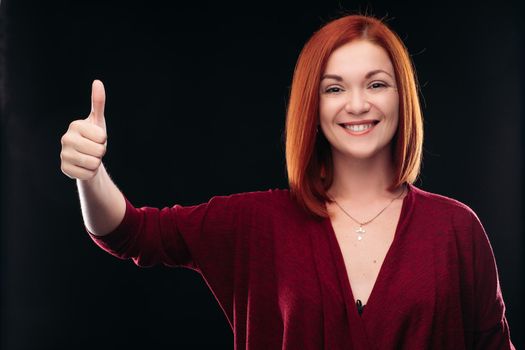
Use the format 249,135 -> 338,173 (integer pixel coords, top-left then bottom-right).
77,162 -> 126,236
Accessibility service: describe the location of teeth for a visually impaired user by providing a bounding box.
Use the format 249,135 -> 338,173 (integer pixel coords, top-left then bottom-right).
344,123 -> 374,132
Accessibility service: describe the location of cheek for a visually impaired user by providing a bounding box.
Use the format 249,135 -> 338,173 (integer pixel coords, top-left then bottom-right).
384,110 -> 399,136
318,102 -> 337,142
319,97 -> 343,124
390,100 -> 400,130
376,91 -> 398,111
386,109 -> 400,142
378,93 -> 399,125
318,101 -> 334,132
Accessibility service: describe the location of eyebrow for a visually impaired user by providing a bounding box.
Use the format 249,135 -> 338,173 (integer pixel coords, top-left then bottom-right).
321,69 -> 393,81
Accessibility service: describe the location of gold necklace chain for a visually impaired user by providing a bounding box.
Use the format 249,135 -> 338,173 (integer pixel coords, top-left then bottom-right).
333,184 -> 406,240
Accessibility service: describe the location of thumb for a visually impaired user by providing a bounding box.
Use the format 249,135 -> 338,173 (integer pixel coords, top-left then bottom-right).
89,79 -> 106,130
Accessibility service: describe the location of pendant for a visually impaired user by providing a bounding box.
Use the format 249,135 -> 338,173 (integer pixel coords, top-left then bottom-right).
356,226 -> 365,240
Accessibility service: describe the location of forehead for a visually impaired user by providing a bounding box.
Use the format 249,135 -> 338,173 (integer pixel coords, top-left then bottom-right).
323,40 -> 394,77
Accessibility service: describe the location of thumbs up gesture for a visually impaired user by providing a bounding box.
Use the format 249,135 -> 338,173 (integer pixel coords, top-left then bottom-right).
60,80 -> 109,180
87,80 -> 107,135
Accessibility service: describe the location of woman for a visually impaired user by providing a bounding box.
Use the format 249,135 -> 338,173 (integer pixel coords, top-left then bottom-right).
60,14 -> 516,349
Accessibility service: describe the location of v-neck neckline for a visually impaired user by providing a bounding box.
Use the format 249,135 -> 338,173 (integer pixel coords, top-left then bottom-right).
323,183 -> 415,322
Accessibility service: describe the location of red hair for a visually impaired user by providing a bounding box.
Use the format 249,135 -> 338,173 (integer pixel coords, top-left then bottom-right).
285,14 -> 424,218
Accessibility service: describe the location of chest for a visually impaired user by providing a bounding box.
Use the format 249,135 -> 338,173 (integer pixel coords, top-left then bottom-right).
328,200 -> 404,305
262,194 -> 467,349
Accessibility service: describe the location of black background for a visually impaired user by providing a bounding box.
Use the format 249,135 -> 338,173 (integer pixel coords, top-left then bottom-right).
1,0 -> 524,348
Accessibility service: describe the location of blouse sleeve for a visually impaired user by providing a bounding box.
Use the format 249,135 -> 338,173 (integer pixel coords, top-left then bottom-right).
470,212 -> 516,349
86,193 -> 244,273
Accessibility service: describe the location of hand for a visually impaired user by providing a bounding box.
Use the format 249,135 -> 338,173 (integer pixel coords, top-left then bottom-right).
60,80 -> 108,180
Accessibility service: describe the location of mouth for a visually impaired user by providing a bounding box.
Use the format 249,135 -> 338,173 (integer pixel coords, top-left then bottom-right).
339,120 -> 380,135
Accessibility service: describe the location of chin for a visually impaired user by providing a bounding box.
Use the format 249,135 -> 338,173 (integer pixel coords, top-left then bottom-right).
334,144 -> 391,162
335,149 -> 377,161
346,152 -> 379,161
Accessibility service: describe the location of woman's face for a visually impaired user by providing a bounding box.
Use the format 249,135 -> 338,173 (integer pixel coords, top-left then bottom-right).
319,40 -> 399,162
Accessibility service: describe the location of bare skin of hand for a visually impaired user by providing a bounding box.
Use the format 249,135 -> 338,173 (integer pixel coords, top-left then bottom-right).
60,80 -> 107,181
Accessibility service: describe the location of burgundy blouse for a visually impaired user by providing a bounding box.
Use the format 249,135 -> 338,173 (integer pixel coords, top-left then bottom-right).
87,183 -> 516,349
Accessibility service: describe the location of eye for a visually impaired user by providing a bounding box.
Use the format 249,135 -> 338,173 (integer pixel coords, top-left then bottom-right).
369,82 -> 388,89
324,86 -> 344,94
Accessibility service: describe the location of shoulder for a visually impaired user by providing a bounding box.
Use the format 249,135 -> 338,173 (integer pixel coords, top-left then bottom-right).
212,188 -> 311,220
180,188 -> 297,216
175,188 -> 294,217
226,188 -> 298,211
409,184 -> 481,226
208,188 -> 294,210
216,188 -> 292,203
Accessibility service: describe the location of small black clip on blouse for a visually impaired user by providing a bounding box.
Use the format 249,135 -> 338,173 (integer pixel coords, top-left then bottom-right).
356,299 -> 365,316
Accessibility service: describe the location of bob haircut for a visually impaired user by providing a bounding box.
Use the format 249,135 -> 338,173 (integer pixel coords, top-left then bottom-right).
285,14 -> 424,218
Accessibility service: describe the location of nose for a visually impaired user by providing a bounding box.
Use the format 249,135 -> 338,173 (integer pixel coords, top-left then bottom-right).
344,90 -> 371,115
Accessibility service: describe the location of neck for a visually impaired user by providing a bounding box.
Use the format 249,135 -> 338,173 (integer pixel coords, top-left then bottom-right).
327,147 -> 401,204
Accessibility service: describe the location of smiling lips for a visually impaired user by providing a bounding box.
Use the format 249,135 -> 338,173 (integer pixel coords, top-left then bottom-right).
339,120 -> 380,136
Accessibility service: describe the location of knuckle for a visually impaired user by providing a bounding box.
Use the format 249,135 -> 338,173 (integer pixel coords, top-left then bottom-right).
60,134 -> 69,145
99,144 -> 107,157
60,149 -> 71,162
98,131 -> 108,144
69,120 -> 79,130
61,163 -> 72,176
73,119 -> 88,132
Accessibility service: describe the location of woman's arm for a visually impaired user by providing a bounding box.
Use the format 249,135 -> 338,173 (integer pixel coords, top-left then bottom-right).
61,80 -> 125,236
469,212 -> 516,349
77,162 -> 126,236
